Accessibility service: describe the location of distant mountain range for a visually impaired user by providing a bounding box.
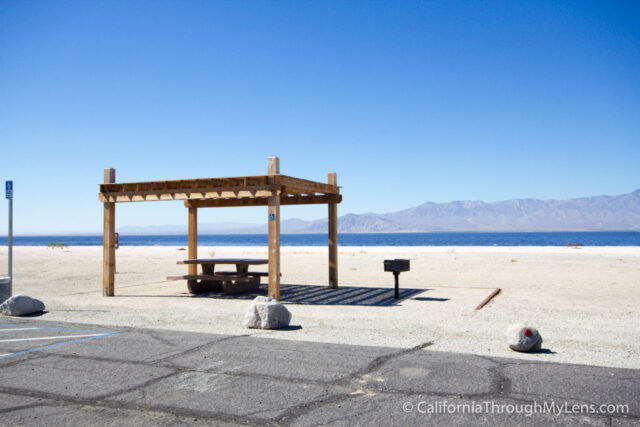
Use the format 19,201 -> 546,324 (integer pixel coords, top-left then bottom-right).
119,190 -> 640,234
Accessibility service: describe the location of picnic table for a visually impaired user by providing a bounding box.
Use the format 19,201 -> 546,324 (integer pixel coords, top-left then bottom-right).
167,258 -> 268,294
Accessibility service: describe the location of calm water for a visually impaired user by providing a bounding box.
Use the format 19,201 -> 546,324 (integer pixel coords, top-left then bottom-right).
1,232 -> 639,246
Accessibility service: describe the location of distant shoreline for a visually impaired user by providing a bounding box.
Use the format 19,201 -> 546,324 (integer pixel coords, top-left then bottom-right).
4,230 -> 640,237
1,231 -> 639,247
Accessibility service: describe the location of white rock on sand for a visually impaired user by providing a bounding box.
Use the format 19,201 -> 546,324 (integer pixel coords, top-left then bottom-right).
244,296 -> 292,329
0,295 -> 45,316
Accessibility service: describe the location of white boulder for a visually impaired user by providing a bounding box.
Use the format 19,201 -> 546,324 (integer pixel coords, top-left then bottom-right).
0,295 -> 45,316
244,296 -> 291,329
507,323 -> 542,352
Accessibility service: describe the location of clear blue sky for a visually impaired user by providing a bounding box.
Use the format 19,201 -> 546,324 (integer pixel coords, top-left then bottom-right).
1,1 -> 639,234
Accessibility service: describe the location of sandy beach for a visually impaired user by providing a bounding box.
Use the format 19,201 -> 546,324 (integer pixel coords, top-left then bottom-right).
1,245 -> 639,369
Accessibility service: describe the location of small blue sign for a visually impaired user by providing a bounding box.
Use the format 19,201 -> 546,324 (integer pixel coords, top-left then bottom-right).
5,181 -> 12,199
269,213 -> 275,221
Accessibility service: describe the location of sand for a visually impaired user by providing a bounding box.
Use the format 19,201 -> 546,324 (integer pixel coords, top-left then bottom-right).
1,245 -> 638,369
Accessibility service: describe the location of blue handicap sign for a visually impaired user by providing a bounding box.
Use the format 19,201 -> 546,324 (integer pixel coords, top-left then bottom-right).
269,213 -> 275,221
5,181 -> 12,199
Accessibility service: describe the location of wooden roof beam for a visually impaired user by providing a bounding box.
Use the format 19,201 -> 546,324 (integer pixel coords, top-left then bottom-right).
279,175 -> 340,195
185,194 -> 342,208
99,175 -> 273,194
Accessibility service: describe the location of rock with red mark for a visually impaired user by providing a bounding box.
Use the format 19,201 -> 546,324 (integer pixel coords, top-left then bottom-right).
506,324 -> 542,352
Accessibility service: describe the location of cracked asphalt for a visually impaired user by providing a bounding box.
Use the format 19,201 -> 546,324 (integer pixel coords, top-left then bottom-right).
0,319 -> 638,426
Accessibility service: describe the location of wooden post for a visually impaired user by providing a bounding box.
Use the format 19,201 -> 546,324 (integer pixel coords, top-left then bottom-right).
103,168 -> 116,296
328,172 -> 338,289
267,156 -> 281,300
188,206 -> 198,275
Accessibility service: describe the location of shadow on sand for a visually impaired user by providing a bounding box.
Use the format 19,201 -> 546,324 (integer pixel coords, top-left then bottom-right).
188,283 -> 431,307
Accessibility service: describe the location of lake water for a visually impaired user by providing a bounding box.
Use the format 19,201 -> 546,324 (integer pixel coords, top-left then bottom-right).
1,232 -> 639,246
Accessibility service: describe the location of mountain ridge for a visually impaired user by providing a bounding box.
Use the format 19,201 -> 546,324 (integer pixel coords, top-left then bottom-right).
119,190 -> 640,234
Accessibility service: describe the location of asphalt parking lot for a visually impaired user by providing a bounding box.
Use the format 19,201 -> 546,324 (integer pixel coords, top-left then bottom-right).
0,319 -> 638,426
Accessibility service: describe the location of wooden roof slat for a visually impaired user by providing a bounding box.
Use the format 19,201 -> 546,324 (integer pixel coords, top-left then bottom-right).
99,185 -> 279,203
101,184 -> 275,197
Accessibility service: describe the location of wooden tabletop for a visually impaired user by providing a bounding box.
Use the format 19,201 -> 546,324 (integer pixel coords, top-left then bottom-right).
177,258 -> 268,265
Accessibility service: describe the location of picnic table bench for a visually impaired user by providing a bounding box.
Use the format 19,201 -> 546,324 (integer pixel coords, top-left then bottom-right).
167,258 -> 269,294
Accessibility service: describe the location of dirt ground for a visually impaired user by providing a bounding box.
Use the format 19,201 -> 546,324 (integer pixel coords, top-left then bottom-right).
2,245 -> 639,369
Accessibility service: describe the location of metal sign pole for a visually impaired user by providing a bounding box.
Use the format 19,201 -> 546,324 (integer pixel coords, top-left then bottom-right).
6,181 -> 13,297
8,197 -> 12,296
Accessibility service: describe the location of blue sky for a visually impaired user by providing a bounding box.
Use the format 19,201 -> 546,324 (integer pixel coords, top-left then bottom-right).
1,1 -> 639,233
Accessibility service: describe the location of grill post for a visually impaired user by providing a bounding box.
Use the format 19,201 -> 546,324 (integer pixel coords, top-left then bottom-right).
384,259 -> 410,300
394,272 -> 400,299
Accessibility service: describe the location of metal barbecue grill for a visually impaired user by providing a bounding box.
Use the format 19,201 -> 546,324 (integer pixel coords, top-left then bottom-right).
384,259 -> 410,299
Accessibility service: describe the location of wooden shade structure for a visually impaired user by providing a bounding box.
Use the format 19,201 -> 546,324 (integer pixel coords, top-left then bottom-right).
99,157 -> 341,300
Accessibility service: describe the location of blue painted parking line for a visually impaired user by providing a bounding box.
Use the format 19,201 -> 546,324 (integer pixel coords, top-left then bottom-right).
0,323 -> 117,360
